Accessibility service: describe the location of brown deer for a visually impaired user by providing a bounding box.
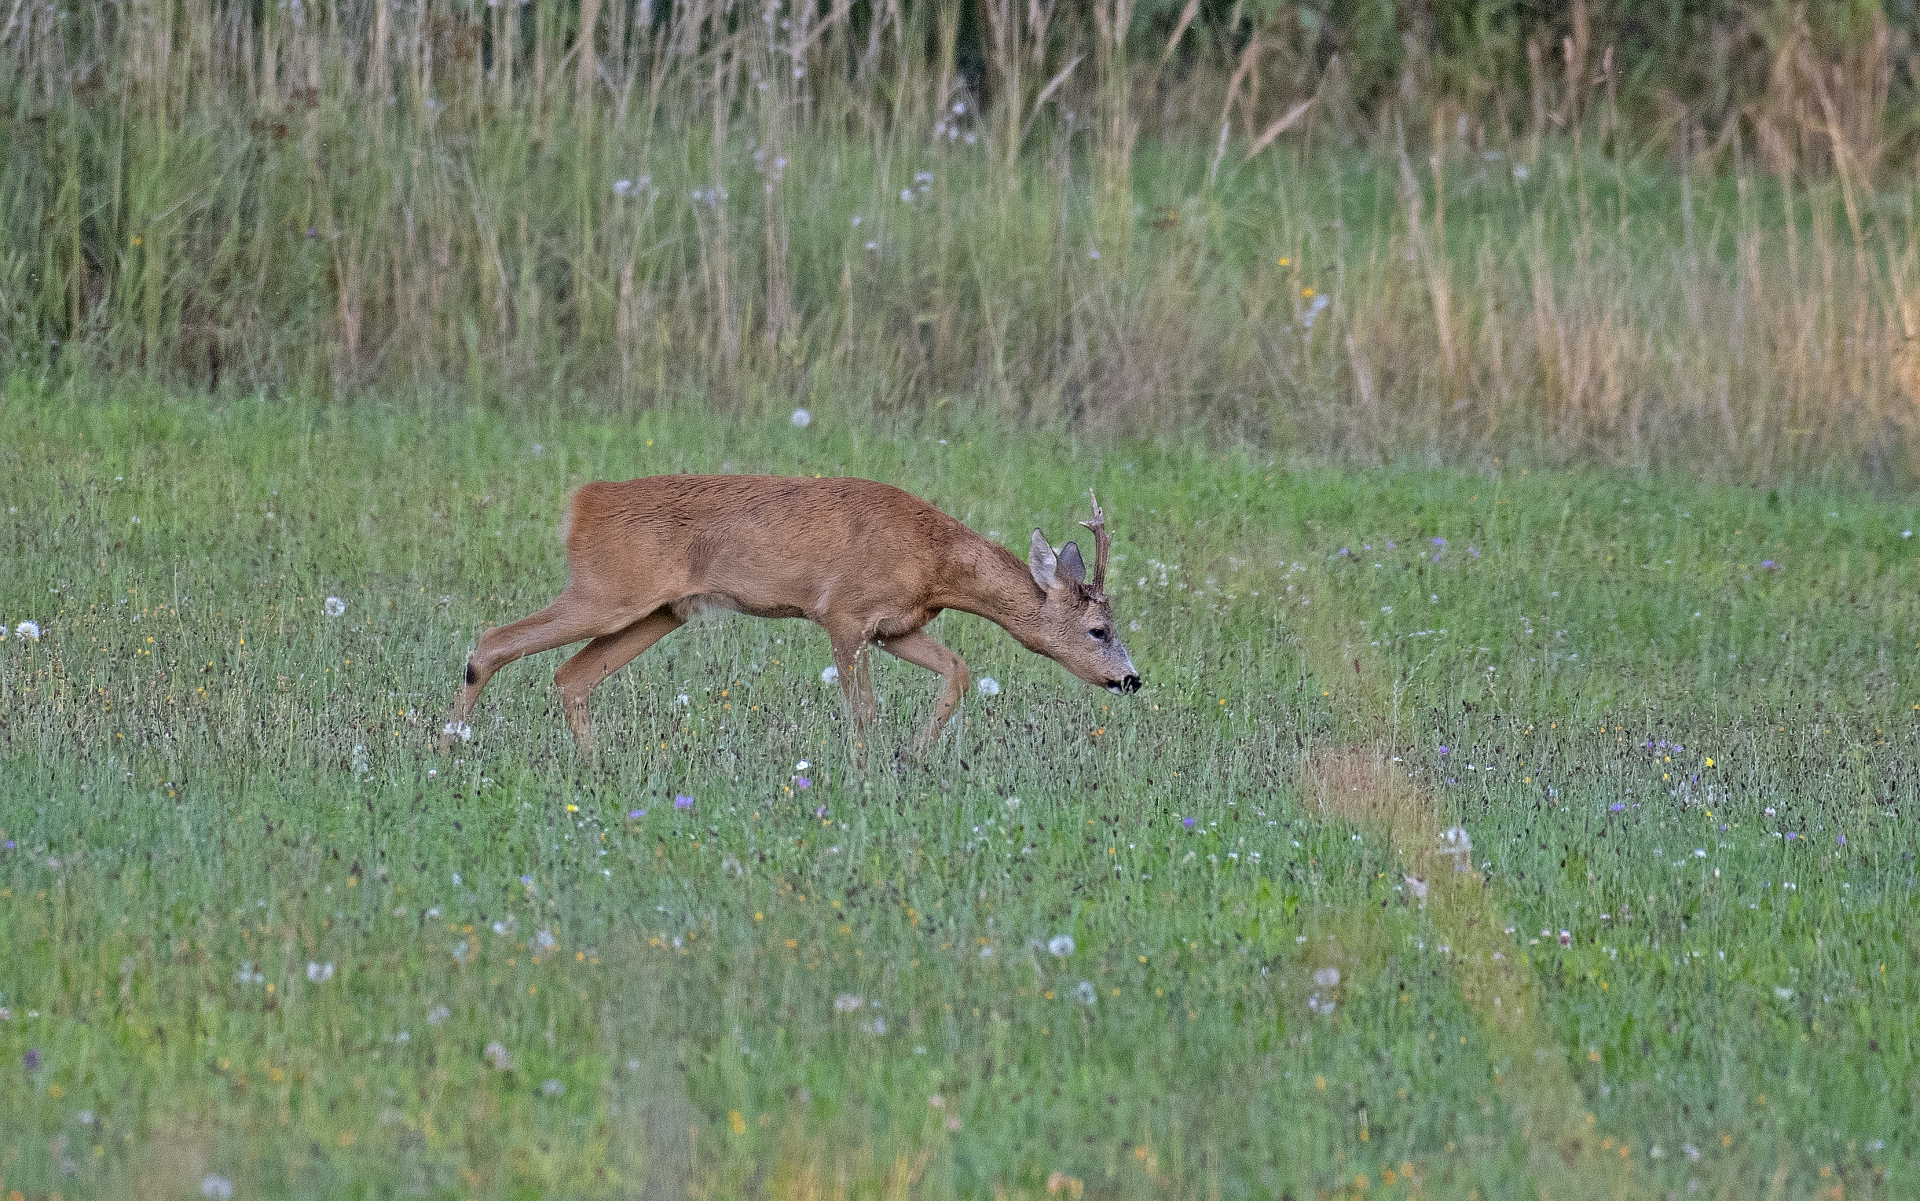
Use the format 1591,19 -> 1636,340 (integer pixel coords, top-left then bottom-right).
441,476 -> 1141,757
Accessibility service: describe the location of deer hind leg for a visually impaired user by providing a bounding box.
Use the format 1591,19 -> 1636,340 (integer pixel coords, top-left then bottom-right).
552,608 -> 685,757
440,588 -> 634,752
877,629 -> 970,755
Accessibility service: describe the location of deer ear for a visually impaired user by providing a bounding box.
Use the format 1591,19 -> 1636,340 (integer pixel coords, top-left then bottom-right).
1057,540 -> 1087,585
1028,529 -> 1058,590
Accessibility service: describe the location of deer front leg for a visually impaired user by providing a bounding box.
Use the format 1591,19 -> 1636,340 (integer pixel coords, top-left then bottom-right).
876,629 -> 970,756
827,629 -> 878,769
552,609 -> 685,758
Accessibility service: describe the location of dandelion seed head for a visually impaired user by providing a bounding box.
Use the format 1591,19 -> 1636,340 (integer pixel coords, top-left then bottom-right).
976,676 -> 1001,696
323,597 -> 347,617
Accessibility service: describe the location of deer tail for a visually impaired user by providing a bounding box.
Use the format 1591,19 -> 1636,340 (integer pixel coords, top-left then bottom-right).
558,486 -> 584,548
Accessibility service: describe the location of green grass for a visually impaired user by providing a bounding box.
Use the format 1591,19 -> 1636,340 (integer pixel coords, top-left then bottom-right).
11,0 -> 1920,482
1,382 -> 1917,1199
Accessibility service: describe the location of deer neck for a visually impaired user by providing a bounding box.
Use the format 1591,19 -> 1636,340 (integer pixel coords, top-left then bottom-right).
944,538 -> 1049,654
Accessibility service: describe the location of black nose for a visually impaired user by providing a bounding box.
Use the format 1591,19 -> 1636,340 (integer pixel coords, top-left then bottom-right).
1120,674 -> 1142,694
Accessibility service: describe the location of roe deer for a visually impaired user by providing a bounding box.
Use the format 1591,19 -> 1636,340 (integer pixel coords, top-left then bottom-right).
441,476 -> 1141,757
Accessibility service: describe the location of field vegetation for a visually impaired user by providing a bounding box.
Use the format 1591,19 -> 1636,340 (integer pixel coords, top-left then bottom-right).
5,1 -> 1920,1197
1,392 -> 1917,1198
9,1 -> 1920,477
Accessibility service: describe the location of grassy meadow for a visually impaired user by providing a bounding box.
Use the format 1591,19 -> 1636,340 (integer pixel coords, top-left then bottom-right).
11,0 -> 1920,480
1,385 -> 1917,1199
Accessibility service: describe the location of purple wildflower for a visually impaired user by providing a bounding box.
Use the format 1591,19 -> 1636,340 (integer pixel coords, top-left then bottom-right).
520,874 -> 533,886
1609,803 -> 1626,813
23,1048 -> 40,1072
2,839 -> 13,850
795,777 -> 811,790
1432,537 -> 1448,547
814,806 -> 828,819
1468,545 -> 1480,559
1438,746 -> 1450,756
674,794 -> 694,810
1836,834 -> 1846,846
628,809 -> 645,820
1785,832 -> 1799,842
1762,559 -> 1777,571
1182,817 -> 1196,830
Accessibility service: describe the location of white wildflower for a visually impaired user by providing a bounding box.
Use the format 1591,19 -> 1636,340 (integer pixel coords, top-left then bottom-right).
484,1041 -> 511,1070
323,597 -> 347,617
833,993 -> 864,1012
533,928 -> 557,954
542,1078 -> 565,1097
612,178 -> 635,196
15,620 -> 40,640
306,961 -> 334,983
200,1174 -> 235,1200
1312,966 -> 1340,989
790,408 -> 811,428
1438,825 -> 1473,871
443,721 -> 472,742
820,665 -> 840,684
426,1005 -> 451,1025
1047,934 -> 1075,958
976,676 -> 1001,696
1073,981 -> 1097,1005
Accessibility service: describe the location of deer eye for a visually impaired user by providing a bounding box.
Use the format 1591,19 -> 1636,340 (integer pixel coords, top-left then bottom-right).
1089,627 -> 1108,642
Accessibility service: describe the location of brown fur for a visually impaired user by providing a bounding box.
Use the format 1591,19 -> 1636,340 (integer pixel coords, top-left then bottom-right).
441,475 -> 1141,758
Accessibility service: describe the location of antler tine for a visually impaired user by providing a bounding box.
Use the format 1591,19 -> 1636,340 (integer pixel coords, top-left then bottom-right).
1078,489 -> 1111,593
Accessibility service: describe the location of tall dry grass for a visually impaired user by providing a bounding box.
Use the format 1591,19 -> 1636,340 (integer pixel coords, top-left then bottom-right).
6,0 -> 1920,480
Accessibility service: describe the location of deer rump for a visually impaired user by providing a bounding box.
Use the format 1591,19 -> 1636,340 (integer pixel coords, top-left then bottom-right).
443,473 -> 1140,759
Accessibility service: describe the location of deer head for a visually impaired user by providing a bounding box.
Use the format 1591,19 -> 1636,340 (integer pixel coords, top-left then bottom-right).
1027,491 -> 1142,695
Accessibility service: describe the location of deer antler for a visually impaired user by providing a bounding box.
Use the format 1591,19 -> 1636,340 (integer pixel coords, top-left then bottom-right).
1078,489 -> 1111,594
